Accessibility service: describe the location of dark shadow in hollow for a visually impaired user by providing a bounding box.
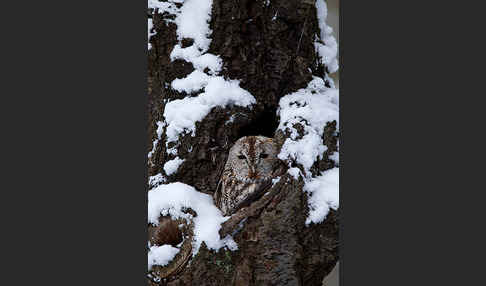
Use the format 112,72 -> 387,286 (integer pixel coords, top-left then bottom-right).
237,107 -> 279,138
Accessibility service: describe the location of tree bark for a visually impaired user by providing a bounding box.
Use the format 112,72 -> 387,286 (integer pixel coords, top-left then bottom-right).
148,1 -> 339,285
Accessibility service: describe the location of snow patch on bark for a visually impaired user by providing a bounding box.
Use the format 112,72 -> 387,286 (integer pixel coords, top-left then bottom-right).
329,151 -> 339,165
148,244 -> 180,270
148,18 -> 155,50
277,77 -> 339,225
148,182 -> 237,264
148,121 -> 165,162
149,173 -> 167,190
163,157 -> 185,175
315,0 -> 339,74
161,0 -> 255,146
278,77 -> 338,171
174,0 -> 213,52
147,0 -> 184,50
165,77 -> 255,144
304,168 -> 339,225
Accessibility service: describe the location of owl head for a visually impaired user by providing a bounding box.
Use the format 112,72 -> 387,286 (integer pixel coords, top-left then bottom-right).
227,136 -> 279,181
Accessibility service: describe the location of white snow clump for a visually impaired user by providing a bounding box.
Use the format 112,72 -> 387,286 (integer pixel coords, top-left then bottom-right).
277,76 -> 339,225
149,173 -> 167,190
147,0 -> 184,50
148,182 -> 237,263
162,0 -> 255,145
165,76 -> 255,143
148,244 -> 180,270
304,167 -> 339,225
148,121 -> 165,161
278,76 -> 338,171
148,18 -> 155,50
315,0 -> 339,74
163,157 -> 185,176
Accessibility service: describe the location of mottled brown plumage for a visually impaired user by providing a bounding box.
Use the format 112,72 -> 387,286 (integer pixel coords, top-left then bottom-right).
214,136 -> 285,216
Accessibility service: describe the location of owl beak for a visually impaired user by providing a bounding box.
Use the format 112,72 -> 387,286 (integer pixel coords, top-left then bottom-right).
248,166 -> 258,179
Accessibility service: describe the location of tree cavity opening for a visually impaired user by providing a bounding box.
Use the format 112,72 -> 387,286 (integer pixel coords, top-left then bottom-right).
238,107 -> 279,138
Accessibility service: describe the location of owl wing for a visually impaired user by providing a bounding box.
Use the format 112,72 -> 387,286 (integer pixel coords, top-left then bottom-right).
214,178 -> 223,209
233,178 -> 272,212
214,167 -> 233,210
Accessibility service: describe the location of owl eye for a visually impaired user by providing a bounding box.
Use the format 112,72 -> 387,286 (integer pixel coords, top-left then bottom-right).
259,153 -> 269,159
237,155 -> 246,159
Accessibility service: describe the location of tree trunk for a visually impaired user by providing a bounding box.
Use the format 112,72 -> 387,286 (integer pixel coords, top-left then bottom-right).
148,1 -> 339,285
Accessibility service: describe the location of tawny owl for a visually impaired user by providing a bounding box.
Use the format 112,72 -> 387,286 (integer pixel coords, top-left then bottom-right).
214,136 -> 284,216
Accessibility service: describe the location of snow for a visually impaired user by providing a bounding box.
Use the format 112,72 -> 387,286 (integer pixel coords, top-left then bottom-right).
175,0 -> 213,52
278,1 -> 338,224
149,0 -> 338,233
192,54 -> 223,74
277,77 -> 338,172
148,0 -> 181,17
149,173 -> 167,189
271,176 -> 281,186
280,134 -> 328,171
156,121 -> 165,138
148,18 -> 155,50
170,46 -> 223,75
277,76 -> 339,225
147,0 -> 249,250
147,139 -> 158,159
165,76 -> 255,144
167,146 -> 178,156
147,0 -> 184,50
315,40 -> 338,74
148,182 -> 237,259
272,11 -> 278,21
324,72 -> 336,89
315,0 -> 339,74
171,70 -> 211,93
287,168 -> 301,180
148,121 -> 165,160
304,168 -> 339,225
148,244 -> 180,270
163,157 -> 185,175
331,139 -> 340,165
329,151 -> 339,165
161,0 -> 255,146
169,0 -> 217,70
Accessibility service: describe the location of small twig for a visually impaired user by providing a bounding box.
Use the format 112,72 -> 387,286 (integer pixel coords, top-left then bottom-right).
296,19 -> 306,55
296,5 -> 312,55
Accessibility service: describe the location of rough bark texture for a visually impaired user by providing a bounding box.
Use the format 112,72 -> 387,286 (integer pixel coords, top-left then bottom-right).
148,0 -> 339,285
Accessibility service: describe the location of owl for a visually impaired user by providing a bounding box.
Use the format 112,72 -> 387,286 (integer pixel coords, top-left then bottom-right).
214,136 -> 284,216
